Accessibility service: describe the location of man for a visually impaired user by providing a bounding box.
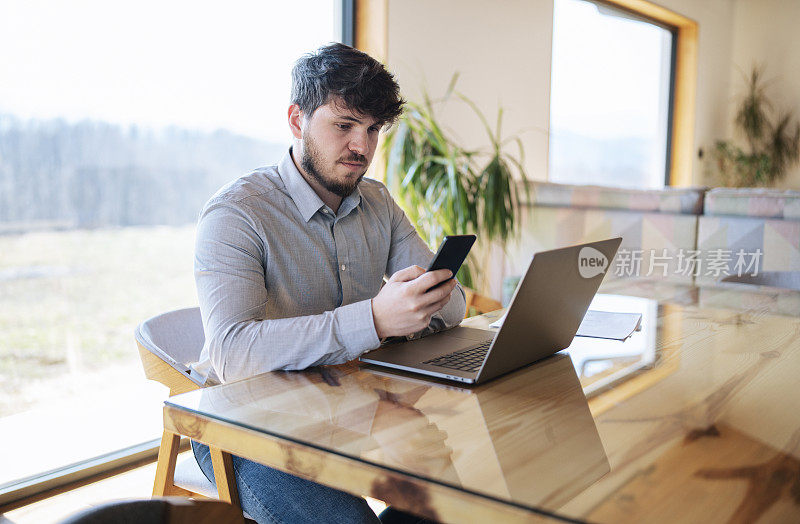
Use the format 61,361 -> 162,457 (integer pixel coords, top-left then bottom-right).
191,43 -> 466,523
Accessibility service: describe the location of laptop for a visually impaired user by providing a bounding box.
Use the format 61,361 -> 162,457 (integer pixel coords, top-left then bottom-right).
360,237 -> 622,384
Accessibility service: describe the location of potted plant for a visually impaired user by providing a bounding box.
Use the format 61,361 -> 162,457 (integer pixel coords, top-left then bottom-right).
383,76 -> 528,290
711,67 -> 800,187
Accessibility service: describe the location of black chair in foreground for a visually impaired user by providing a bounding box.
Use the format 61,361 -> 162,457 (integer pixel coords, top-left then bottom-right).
58,498 -> 245,524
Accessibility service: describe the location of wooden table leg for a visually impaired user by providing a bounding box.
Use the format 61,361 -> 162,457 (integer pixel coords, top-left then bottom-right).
210,446 -> 241,510
153,430 -> 181,496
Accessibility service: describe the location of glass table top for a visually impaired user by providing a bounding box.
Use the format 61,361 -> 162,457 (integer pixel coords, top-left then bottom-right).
167,352 -> 609,516
166,282 -> 800,522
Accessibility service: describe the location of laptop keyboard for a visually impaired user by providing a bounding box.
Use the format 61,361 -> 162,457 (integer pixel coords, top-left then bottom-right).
422,341 -> 491,373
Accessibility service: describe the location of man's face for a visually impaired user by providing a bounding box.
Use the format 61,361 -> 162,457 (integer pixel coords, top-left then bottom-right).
297,99 -> 382,198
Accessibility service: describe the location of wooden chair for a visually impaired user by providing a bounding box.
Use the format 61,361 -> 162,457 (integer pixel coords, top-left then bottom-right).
59,497 -> 245,524
135,308 -> 240,510
463,288 -> 503,317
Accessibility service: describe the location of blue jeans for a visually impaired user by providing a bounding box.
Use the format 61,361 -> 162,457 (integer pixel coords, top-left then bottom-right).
192,440 -> 380,523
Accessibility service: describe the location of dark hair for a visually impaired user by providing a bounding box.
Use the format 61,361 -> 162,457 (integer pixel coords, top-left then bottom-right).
291,43 -> 404,126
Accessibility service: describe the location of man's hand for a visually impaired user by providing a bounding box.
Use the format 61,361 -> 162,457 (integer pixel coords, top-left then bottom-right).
371,265 -> 457,339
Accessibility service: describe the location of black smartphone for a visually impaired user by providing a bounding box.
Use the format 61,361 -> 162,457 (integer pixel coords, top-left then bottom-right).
426,234 -> 477,290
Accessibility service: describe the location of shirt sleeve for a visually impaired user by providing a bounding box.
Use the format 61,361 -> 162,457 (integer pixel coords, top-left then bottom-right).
384,193 -> 468,338
194,201 -> 380,384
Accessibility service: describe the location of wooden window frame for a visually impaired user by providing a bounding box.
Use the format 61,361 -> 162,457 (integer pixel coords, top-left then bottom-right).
592,0 -> 698,186
354,0 -> 388,63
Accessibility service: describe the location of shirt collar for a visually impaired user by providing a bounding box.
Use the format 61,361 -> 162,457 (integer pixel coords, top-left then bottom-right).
278,147 -> 363,222
338,186 -> 363,218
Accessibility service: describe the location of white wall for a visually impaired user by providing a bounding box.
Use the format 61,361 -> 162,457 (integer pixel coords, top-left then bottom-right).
728,0 -> 800,189
658,0 -> 735,187
386,0 -> 554,182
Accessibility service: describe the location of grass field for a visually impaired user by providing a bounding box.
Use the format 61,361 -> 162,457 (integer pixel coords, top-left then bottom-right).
0,225 -> 198,417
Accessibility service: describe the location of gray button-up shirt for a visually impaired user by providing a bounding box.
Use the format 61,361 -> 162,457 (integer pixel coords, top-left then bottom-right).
192,149 -> 466,384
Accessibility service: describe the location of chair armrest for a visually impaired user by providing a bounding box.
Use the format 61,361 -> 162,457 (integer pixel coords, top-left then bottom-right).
137,343 -> 203,396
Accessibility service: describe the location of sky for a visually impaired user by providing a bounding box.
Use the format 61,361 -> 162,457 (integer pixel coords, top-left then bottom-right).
0,0 -> 339,143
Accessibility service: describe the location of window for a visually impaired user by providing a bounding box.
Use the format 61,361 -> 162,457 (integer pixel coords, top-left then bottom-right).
0,0 -> 344,497
548,0 -> 675,189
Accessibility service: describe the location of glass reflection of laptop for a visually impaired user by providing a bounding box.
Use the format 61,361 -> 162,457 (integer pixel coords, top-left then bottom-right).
360,238 -> 622,384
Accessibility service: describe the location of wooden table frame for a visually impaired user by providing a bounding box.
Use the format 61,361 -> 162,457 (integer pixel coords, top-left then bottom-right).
162,403 -> 563,523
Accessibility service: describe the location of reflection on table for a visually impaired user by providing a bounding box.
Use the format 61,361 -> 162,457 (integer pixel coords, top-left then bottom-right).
564,294 -> 658,396
167,353 -> 609,516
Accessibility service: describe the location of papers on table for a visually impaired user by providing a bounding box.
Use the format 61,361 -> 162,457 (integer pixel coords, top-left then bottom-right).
575,310 -> 642,341
488,310 -> 642,341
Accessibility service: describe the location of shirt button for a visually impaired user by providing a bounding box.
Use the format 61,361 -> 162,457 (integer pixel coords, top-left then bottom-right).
340,264 -> 346,271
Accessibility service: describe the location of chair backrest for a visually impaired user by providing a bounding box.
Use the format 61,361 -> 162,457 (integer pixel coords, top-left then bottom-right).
722,271 -> 800,291
135,307 -> 205,388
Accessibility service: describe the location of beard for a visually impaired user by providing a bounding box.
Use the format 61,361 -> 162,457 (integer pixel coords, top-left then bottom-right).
300,133 -> 367,198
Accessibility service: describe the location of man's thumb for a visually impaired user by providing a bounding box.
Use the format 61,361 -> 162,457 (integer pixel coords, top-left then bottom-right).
389,265 -> 426,282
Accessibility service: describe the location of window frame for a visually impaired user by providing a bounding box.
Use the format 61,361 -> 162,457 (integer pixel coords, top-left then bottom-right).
590,0 -> 698,187
341,0 -> 355,46
0,439 -> 168,510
